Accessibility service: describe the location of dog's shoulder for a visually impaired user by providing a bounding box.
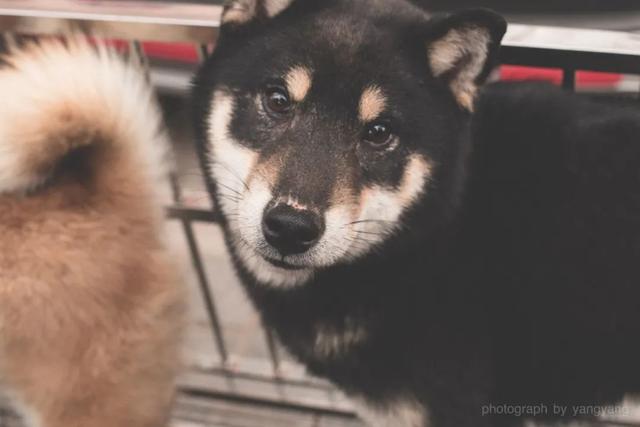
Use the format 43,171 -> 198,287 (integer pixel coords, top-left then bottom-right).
472,81 -> 640,184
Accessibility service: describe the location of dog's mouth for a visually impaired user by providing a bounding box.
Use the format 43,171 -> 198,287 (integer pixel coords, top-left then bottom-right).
263,256 -> 309,271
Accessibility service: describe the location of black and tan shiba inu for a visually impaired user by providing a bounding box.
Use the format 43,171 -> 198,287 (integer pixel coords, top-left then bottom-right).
193,1 -> 640,426
0,40 -> 184,427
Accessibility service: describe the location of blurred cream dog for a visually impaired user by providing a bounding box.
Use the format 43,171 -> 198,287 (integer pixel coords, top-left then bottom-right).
0,39 -> 184,427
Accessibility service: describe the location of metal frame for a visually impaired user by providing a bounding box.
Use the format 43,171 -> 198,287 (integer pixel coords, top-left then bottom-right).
0,0 -> 221,42
0,1 -> 639,425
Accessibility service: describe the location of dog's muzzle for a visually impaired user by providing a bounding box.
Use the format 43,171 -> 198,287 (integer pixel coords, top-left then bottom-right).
262,204 -> 325,256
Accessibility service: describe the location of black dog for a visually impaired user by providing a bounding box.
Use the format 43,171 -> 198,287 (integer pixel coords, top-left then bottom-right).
193,1 -> 640,425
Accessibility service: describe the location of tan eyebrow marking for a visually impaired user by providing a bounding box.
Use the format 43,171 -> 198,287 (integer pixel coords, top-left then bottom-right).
359,86 -> 387,122
285,66 -> 313,102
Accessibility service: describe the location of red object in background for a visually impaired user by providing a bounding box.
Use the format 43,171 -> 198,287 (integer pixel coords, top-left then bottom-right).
137,48 -> 624,89
500,65 -> 622,87
142,42 -> 200,62
63,37 -> 631,89
87,38 -> 201,63
86,37 -> 129,53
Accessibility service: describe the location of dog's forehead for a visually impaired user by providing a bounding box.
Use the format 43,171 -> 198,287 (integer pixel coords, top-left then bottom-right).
264,8 -> 406,70
310,13 -> 407,64
267,21 -> 407,117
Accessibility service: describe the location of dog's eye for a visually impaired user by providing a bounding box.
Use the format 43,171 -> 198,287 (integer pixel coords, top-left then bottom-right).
264,86 -> 292,115
363,122 -> 394,148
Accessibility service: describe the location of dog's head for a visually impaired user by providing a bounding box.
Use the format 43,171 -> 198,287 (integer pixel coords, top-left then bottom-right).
194,0 -> 506,287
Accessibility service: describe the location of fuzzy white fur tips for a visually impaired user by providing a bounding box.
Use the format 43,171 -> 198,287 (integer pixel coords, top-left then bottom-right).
222,0 -> 295,25
0,38 -> 167,194
350,396 -> 428,427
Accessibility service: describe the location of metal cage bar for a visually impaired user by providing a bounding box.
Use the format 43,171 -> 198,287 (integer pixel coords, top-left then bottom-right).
170,174 -> 230,365
562,67 -> 576,91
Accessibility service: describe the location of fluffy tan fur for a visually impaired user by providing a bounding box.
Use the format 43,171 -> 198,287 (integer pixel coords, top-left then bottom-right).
359,86 -> 387,123
0,39 -> 184,427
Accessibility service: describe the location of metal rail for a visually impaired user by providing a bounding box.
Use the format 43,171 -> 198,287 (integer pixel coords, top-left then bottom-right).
0,0 -> 222,42
503,23 -> 640,88
0,0 -> 638,69
0,0 -> 638,94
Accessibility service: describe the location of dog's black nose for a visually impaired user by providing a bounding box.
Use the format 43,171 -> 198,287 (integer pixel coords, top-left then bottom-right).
262,205 -> 324,256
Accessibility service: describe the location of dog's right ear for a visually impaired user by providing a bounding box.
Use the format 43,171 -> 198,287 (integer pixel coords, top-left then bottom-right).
222,0 -> 295,27
424,9 -> 507,111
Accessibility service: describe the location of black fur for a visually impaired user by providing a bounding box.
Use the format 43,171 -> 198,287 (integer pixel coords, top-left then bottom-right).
193,1 -> 640,426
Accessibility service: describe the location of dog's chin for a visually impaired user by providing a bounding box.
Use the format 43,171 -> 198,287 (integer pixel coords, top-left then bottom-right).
232,242 -> 315,288
263,257 -> 309,271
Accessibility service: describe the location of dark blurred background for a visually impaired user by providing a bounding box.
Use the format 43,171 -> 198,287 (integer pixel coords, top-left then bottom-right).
424,0 -> 639,13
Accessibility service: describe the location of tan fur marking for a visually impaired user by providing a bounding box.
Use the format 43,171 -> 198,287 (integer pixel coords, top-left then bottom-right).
350,396 -> 428,427
346,155 -> 433,260
263,0 -> 294,17
222,0 -> 294,24
454,89 -> 476,111
0,39 -> 184,427
313,318 -> 368,359
399,155 -> 433,205
222,0 -> 258,24
359,86 -> 387,122
428,26 -> 490,111
285,66 -> 313,102
429,28 -> 468,77
357,155 -> 433,215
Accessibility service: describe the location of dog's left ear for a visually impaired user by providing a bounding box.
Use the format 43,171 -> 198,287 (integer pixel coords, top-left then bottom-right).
222,0 -> 295,26
425,9 -> 507,111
